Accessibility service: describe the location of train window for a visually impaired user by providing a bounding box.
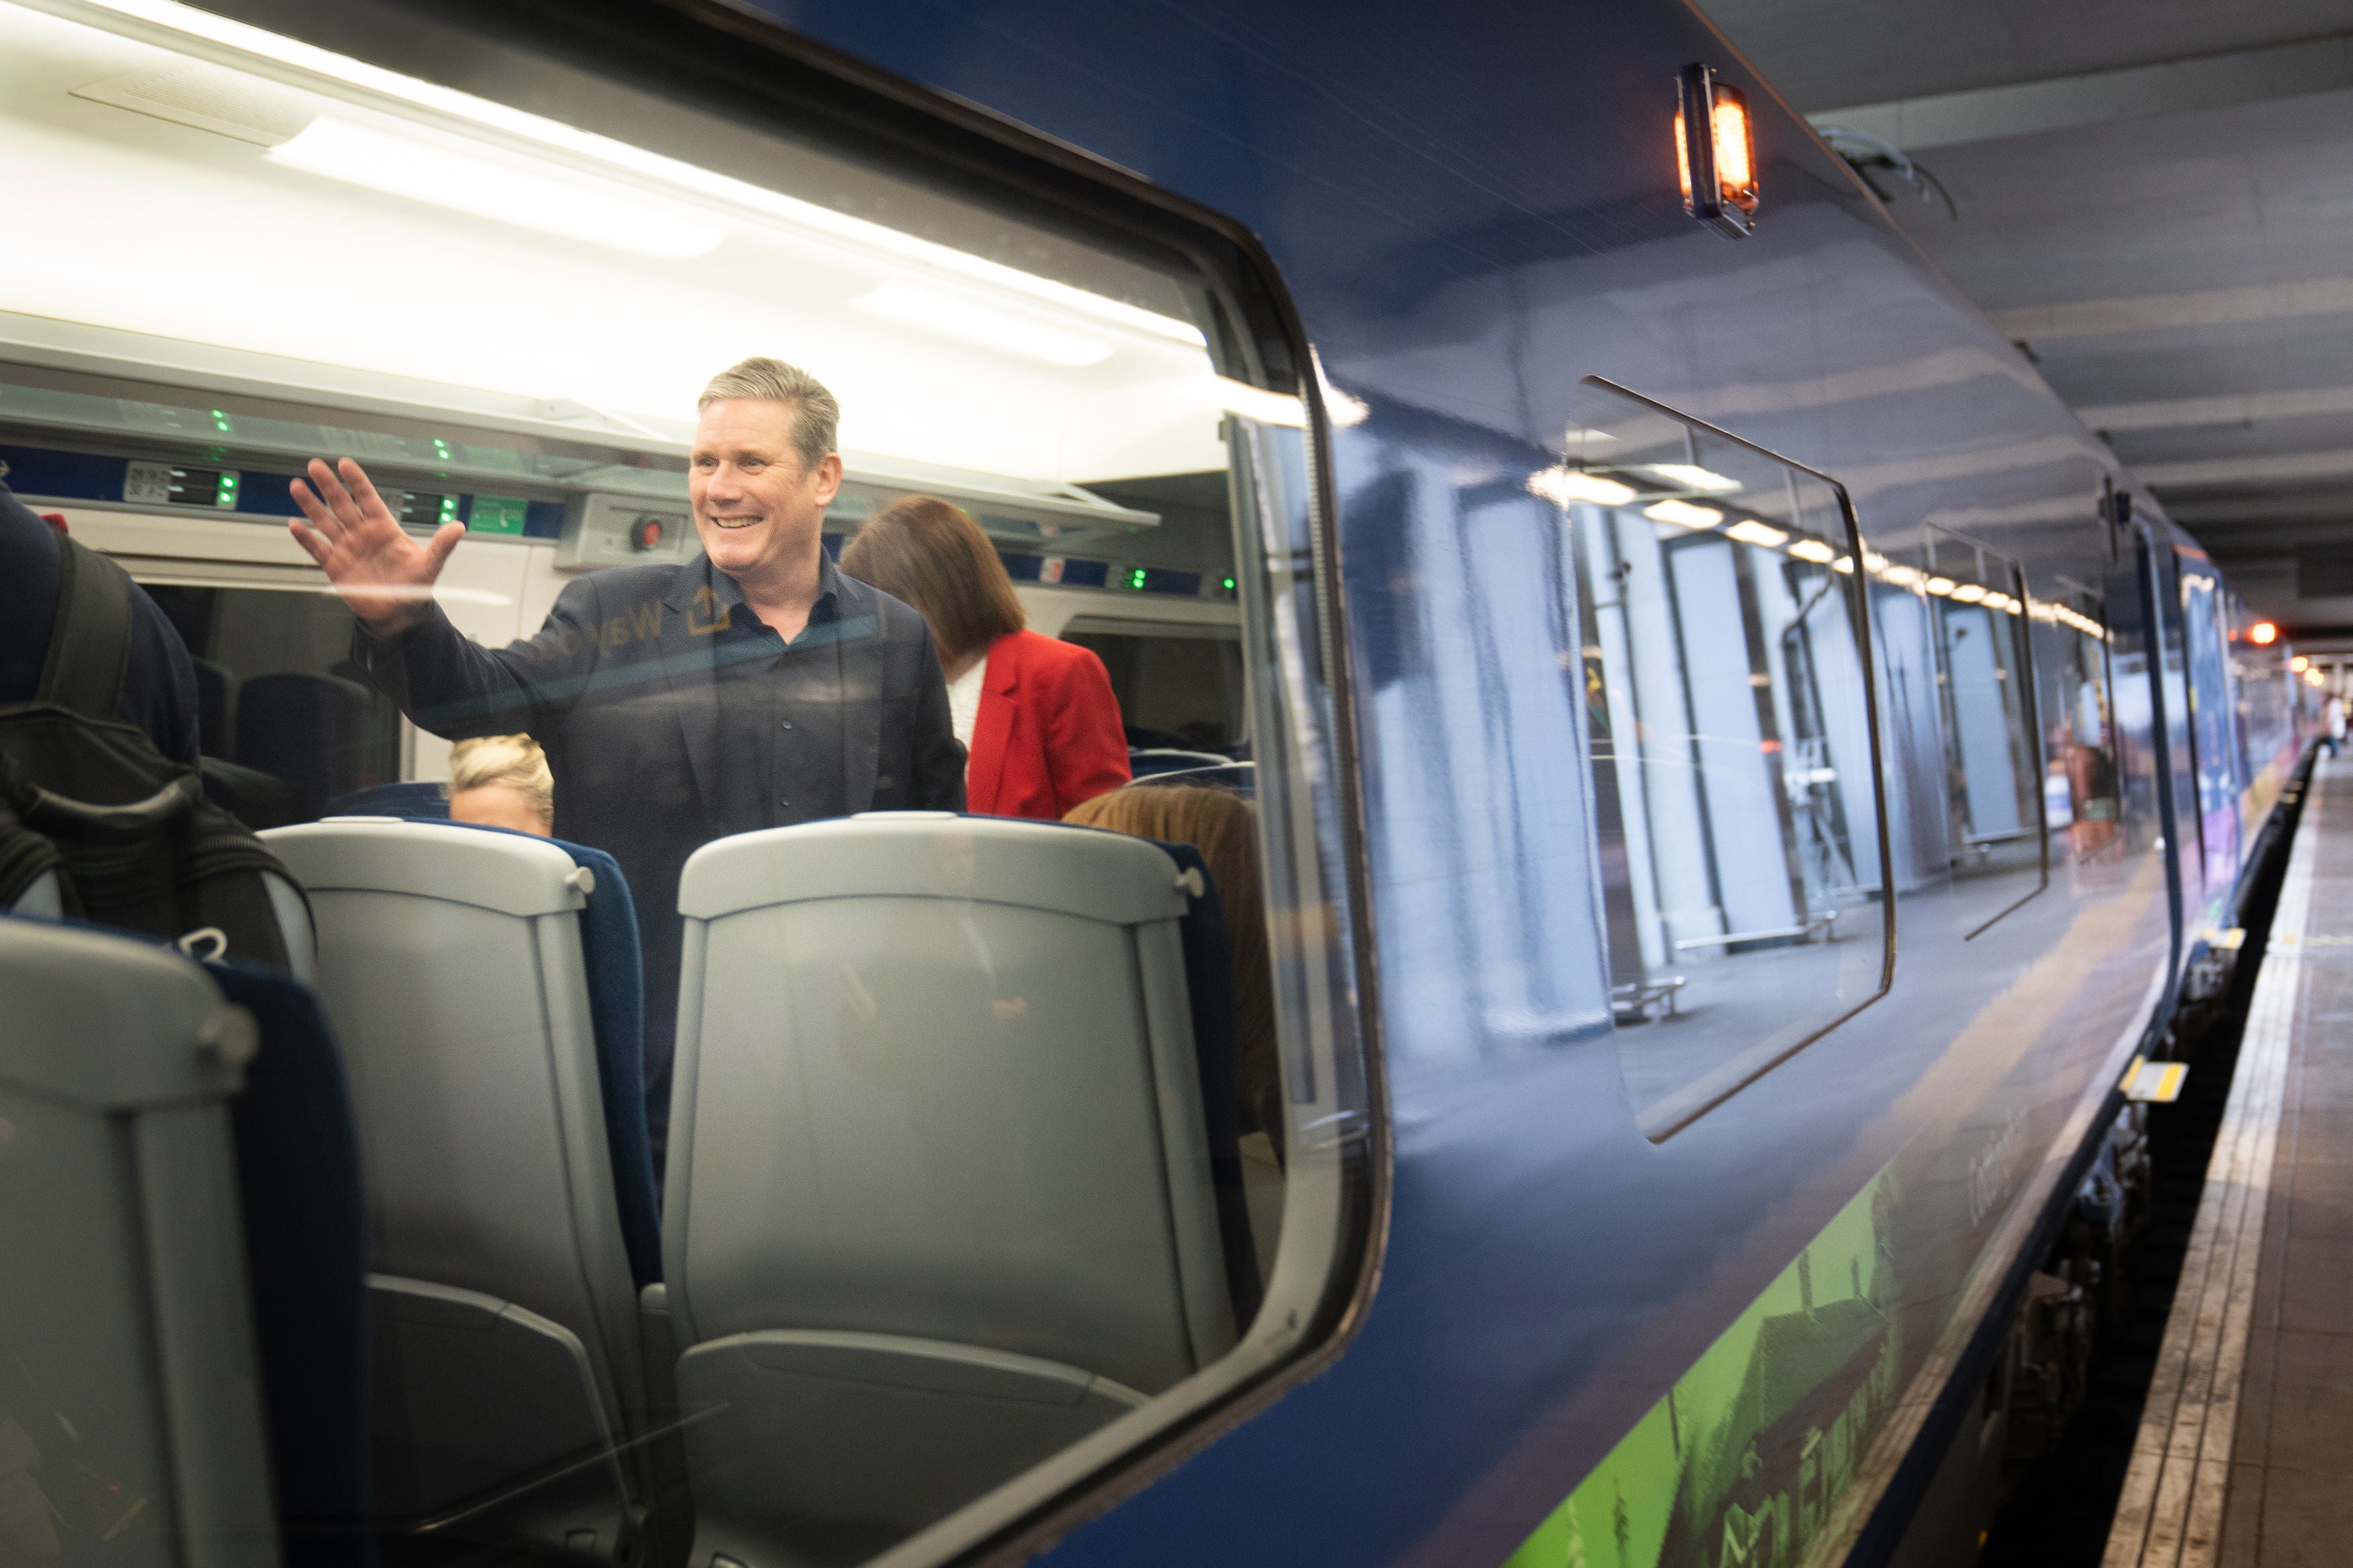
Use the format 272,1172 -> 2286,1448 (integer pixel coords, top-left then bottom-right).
2031,587 -> 2122,867
144,583 -> 403,825
2176,557 -> 2242,903
1920,528 -> 2046,938
1558,380 -> 1890,1139
0,3 -> 1375,1567
1063,621 -> 1247,753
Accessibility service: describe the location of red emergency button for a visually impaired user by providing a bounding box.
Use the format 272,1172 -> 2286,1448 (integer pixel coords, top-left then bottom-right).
629,516 -> 665,551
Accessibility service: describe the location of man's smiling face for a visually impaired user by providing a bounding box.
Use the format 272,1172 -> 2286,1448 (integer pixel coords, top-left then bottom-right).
688,398 -> 842,589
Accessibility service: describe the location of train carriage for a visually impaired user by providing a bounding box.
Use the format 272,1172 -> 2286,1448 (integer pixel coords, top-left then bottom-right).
0,1 -> 2317,1567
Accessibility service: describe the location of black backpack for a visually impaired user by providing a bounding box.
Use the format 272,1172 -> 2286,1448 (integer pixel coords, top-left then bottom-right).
0,535 -> 302,969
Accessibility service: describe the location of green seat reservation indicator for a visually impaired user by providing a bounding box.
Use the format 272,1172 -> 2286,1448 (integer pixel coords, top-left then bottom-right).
467,495 -> 529,535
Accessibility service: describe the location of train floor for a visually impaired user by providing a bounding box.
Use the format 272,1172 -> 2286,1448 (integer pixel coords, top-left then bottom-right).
2097,752 -> 2351,1568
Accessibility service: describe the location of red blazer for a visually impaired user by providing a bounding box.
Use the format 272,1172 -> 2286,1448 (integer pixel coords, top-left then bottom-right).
966,629 -> 1130,819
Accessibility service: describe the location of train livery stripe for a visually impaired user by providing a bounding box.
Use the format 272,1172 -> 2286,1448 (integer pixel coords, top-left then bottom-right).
1503,1170 -> 1899,1568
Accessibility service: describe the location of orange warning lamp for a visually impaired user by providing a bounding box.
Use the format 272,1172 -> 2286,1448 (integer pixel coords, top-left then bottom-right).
1677,65 -> 1759,238
2249,620 -> 2280,645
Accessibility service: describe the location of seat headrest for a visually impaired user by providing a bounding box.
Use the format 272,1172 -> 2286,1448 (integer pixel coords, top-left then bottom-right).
680,813 -> 1189,924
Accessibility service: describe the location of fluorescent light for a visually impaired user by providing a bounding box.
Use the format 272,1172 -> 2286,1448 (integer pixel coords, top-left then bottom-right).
1833,555 -> 1856,574
1726,519 -> 1789,547
63,0 -> 1205,347
854,281 -> 1113,367
1880,564 -> 1923,587
1644,499 -> 1723,528
1206,378 -> 1310,428
1564,425 -> 1618,444
1949,582 -> 1988,603
1529,466 -> 1636,507
1787,538 -> 1837,563
268,118 -> 725,259
1925,575 -> 1957,596
1645,462 -> 1741,493
1313,350 -> 1367,427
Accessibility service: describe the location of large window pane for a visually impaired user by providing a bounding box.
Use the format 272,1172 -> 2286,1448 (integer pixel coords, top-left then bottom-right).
1556,380 -> 1890,1138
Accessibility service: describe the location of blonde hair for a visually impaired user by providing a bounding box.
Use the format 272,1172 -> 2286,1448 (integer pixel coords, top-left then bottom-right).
1065,784 -> 1277,1126
839,495 -> 1027,666
444,735 -> 554,829
696,356 -> 840,474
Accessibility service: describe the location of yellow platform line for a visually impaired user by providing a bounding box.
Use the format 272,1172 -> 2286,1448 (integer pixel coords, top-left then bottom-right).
2102,765 -> 2321,1568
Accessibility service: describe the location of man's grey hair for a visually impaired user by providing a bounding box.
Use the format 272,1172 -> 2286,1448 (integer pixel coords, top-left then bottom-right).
697,357 -> 840,473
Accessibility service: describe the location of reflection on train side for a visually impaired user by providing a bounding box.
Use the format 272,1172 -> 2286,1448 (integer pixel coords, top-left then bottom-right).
1921,528 -> 2045,936
1552,382 -> 1888,1137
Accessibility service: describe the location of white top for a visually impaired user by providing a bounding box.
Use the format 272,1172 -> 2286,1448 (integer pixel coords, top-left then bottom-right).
947,657 -> 988,749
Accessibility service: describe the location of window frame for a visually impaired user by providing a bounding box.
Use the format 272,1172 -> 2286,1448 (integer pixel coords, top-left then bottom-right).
1576,377 -> 1897,1141
1918,523 -> 2050,940
137,0 -> 1396,1558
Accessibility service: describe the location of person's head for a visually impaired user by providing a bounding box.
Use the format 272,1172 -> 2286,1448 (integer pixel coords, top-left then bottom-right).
445,734 -> 555,836
1064,783 -> 1277,1127
692,357 -> 845,591
838,495 -> 1025,667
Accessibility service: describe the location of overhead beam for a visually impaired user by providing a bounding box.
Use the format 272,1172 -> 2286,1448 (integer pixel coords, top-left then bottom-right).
2138,448 -> 2353,489
2077,385 -> 2353,432
1991,276 -> 2353,343
1811,32 -> 2353,152
2167,492 -> 2353,524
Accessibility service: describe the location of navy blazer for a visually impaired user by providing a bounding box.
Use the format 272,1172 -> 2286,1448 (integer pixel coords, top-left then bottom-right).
350,552 -> 964,1149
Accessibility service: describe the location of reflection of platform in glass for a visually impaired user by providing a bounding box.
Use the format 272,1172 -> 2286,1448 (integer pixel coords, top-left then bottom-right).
1672,909 -> 1840,952
1611,975 -> 1687,1023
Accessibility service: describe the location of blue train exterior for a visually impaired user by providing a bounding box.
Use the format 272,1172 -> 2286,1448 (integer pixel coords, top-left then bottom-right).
7,0 -> 2313,1563
752,1 -> 2311,1563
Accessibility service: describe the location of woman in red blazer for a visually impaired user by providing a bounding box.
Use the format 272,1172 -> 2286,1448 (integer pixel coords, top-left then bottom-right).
840,495 -> 1129,819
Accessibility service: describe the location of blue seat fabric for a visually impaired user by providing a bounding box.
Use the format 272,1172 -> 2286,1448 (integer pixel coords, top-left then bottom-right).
207,958 -> 375,1568
1147,836 -> 1263,1330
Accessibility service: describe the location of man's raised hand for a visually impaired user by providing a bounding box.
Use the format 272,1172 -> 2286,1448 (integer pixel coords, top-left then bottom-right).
288,457 -> 464,632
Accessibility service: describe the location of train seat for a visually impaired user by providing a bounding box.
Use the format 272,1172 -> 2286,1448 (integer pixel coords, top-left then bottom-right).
0,915 -> 283,1568
192,655 -> 234,759
664,812 -> 1250,1568
325,781 -> 450,820
260,819 -> 657,1562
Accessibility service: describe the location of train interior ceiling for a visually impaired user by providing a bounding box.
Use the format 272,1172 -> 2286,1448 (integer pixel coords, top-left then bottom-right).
0,0 -> 1254,811
0,3 -> 1349,1568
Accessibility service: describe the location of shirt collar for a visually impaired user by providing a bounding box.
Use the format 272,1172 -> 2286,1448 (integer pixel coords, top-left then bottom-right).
707,548 -> 844,633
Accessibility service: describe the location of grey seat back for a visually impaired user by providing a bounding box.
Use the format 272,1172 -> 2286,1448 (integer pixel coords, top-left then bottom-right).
666,812 -> 1234,1568
0,916 -> 277,1568
261,821 -> 644,1560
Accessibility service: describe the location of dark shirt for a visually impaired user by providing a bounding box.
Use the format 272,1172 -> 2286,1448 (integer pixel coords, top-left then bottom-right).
0,479 -> 201,766
348,548 -> 964,1161
706,563 -> 854,835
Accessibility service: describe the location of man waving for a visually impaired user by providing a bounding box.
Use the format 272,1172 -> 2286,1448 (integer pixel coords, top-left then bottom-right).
291,357 -> 964,1157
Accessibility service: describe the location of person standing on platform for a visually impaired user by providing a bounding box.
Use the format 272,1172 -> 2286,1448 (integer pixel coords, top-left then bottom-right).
841,494 -> 1129,819
286,357 -> 964,1161
2325,693 -> 2345,759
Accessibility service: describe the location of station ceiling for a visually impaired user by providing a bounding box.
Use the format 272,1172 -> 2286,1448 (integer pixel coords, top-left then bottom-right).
1700,0 -> 2353,647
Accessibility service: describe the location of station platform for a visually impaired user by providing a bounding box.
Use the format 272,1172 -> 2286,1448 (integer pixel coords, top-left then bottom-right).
2104,754 -> 2346,1568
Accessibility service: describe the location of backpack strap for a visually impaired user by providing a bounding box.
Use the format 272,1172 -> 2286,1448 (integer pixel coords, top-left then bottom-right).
36,536 -> 133,721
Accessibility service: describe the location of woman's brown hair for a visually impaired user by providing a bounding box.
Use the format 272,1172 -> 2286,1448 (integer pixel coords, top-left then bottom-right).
839,495 -> 1025,665
1064,783 -> 1279,1137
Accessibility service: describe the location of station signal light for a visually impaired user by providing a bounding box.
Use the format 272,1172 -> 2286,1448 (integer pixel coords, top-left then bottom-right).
1676,65 -> 1759,239
2250,620 -> 2279,645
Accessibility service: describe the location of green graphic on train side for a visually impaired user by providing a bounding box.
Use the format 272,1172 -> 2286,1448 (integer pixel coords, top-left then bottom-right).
1506,1172 -> 1899,1568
